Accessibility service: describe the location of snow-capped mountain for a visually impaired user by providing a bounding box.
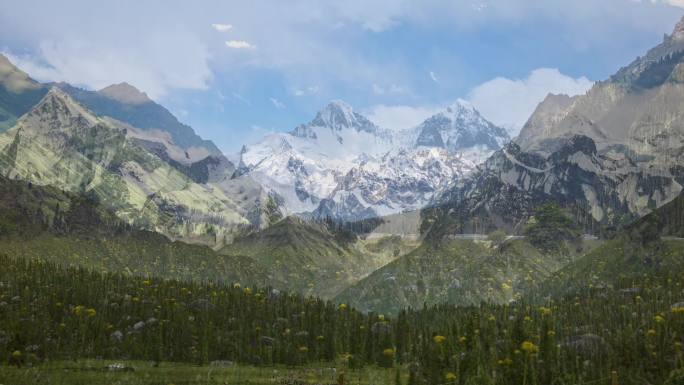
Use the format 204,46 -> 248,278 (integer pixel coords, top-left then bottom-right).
415,99 -> 509,151
238,99 -> 509,221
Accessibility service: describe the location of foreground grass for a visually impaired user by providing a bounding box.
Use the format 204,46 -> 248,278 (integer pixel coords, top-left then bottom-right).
0,360 -> 395,385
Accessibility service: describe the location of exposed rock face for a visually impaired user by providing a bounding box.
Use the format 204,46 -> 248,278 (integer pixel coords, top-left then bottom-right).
426,135 -> 682,238
517,15 -> 684,167
515,94 -> 579,150
54,82 -> 221,157
427,16 -> 684,238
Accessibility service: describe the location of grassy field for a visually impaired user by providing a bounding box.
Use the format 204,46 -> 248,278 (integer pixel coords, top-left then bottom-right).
0,360 -> 397,385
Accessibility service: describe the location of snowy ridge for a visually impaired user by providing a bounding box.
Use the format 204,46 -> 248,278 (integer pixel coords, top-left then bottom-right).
239,100 -> 510,221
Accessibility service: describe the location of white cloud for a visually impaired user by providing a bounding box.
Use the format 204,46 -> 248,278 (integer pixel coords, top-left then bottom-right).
270,97 -> 285,109
232,92 -> 251,106
292,85 -> 319,96
467,68 -> 593,134
366,104 -> 442,130
211,23 -> 233,32
668,0 -> 684,7
1,0 -> 678,119
225,40 -> 253,49
3,36 -> 211,99
429,71 -> 439,83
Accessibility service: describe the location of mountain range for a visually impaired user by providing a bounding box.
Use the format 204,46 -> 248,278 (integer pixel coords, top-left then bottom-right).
2,15 -> 684,312
0,74 -> 278,247
239,99 -> 508,222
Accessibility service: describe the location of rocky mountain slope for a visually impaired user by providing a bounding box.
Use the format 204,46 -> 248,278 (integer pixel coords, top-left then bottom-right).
517,16 -> 684,165
422,135 -> 683,239
0,87 -> 275,245
424,17 -> 684,240
240,100 -> 509,221
56,82 -> 221,160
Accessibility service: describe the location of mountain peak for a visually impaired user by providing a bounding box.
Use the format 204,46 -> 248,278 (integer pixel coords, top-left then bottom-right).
0,54 -> 42,93
309,100 -> 378,133
19,86 -> 99,131
415,100 -> 509,151
446,98 -> 475,113
673,15 -> 684,40
98,82 -> 151,105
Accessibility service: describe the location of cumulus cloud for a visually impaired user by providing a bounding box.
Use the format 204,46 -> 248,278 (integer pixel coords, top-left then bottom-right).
211,23 -> 233,32
366,104 -> 442,130
3,37 -> 211,100
225,40 -> 253,49
467,68 -> 593,134
0,2 -> 213,100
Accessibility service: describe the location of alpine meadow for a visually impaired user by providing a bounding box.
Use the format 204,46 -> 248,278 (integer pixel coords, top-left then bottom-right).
3,1 -> 684,384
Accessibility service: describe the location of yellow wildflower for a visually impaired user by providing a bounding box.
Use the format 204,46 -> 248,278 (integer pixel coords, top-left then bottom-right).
72,305 -> 85,316
433,335 -> 446,344
539,307 -> 552,316
654,315 -> 665,324
445,372 -> 457,382
298,346 -> 309,353
382,348 -> 395,358
520,341 -> 539,354
86,308 -> 97,317
647,329 -> 657,337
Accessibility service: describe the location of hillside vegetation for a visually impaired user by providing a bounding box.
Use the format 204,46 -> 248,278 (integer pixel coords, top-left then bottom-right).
0,175 -> 273,287
4,250 -> 684,385
221,217 -> 417,298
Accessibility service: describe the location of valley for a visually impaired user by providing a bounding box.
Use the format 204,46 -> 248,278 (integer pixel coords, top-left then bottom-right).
2,10 -> 684,385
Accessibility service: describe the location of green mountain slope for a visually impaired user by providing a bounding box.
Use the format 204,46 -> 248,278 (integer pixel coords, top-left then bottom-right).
0,174 -> 273,286
0,87 -> 264,244
334,238 -> 581,314
0,54 -> 48,132
221,217 -> 416,299
540,193 -> 684,297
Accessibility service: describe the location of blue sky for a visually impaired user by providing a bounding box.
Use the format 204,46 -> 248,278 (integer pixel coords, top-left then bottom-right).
1,0 -> 683,153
